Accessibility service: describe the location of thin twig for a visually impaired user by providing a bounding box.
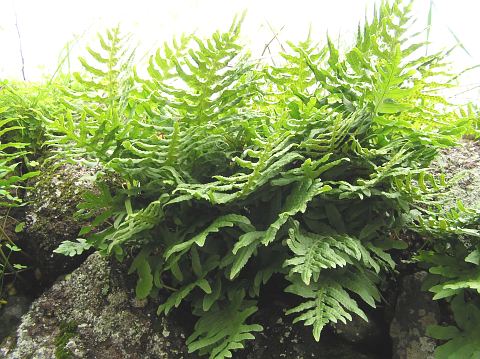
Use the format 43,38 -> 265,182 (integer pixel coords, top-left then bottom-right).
13,5 -> 26,81
449,84 -> 480,98
261,24 -> 286,57
265,21 -> 286,52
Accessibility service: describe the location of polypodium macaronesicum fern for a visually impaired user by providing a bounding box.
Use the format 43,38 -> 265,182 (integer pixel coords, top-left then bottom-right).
46,26 -> 137,164
414,203 -> 480,358
0,86 -> 41,303
50,1 -> 477,358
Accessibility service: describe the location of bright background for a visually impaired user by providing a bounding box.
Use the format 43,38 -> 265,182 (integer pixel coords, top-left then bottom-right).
1,0 -> 479,102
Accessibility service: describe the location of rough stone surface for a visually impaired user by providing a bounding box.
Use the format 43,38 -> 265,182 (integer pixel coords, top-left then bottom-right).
0,295 -> 31,342
242,297 -> 385,359
244,317 -> 379,359
390,271 -> 440,359
0,252 -> 385,359
0,253 -> 191,359
434,139 -> 480,209
332,312 -> 384,345
21,162 -> 97,284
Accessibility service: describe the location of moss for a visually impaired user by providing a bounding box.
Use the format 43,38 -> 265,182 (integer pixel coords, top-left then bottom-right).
54,321 -> 77,359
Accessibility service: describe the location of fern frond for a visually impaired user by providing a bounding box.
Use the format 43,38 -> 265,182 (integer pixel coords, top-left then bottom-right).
186,290 -> 262,359
165,214 -> 253,259
286,275 -> 368,341
428,295 -> 480,359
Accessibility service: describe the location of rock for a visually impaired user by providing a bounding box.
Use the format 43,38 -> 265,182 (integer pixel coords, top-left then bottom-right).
434,139 -> 480,209
244,319 -> 377,359
0,251 -> 386,359
0,253 -> 192,359
243,297 -> 384,359
20,162 -> 97,285
390,271 -> 440,359
0,295 -> 32,342
332,311 -> 384,345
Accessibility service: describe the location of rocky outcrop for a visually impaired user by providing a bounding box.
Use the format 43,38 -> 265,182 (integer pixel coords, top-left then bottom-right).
0,253 -> 191,359
390,272 -> 440,359
20,162 -> 97,285
244,311 -> 380,359
0,295 -> 31,343
1,252 -> 385,359
434,139 -> 480,208
3,140 -> 477,359
332,311 -> 386,347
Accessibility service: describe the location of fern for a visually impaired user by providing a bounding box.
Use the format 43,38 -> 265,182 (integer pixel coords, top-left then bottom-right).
285,272 -> 373,341
0,87 -> 40,303
187,290 -> 262,359
428,295 -> 480,359
46,26 -> 137,163
413,195 -> 480,357
286,220 -> 369,285
46,2 -> 474,358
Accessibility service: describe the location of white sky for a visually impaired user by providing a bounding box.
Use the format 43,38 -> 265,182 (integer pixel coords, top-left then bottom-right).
1,0 -> 479,102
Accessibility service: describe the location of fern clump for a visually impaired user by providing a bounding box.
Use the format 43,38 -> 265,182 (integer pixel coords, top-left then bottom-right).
50,1 -> 476,358
0,83 -> 42,303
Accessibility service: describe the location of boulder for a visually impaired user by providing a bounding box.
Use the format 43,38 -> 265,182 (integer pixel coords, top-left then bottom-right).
390,272 -> 440,359
1,251 -> 384,359
0,253 -> 191,359
20,162 -> 97,285
331,311 -> 385,346
434,139 -> 480,209
0,295 -> 31,342
244,313 -> 379,359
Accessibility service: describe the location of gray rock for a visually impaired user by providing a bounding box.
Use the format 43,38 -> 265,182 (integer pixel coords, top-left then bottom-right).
245,324 -> 376,359
0,253 -> 191,359
243,305 -> 380,359
0,296 -> 31,342
0,251 -> 383,359
390,272 -> 440,359
433,139 -> 480,209
21,162 -> 97,284
332,312 -> 383,345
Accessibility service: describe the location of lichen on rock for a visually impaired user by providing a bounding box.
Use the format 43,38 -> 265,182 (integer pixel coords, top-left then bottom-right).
433,139 -> 480,209
20,162 -> 98,285
0,253 -> 191,359
390,272 -> 440,359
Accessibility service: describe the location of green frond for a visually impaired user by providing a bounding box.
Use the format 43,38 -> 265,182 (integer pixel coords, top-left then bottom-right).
285,221 -> 366,285
37,2 -> 480,359
428,295 -> 480,359
286,275 -> 368,341
186,290 -> 262,359
165,214 -> 253,259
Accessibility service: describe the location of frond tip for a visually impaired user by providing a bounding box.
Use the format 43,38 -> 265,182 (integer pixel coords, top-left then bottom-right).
286,278 -> 368,341
186,290 -> 262,359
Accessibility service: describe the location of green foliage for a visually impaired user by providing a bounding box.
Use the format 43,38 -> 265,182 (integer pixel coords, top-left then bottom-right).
285,268 -> 379,341
0,87 -> 41,303
458,103 -> 480,139
44,1 -> 479,358
428,295 -> 480,358
415,204 -> 480,358
186,289 -> 263,359
0,82 -> 51,156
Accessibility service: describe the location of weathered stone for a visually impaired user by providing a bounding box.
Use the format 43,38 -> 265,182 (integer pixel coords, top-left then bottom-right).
433,139 -> 480,209
0,253 -> 191,359
0,295 -> 31,342
20,162 -> 97,285
243,302 -> 382,359
390,271 -> 440,359
0,251 -> 387,359
332,312 -> 384,345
